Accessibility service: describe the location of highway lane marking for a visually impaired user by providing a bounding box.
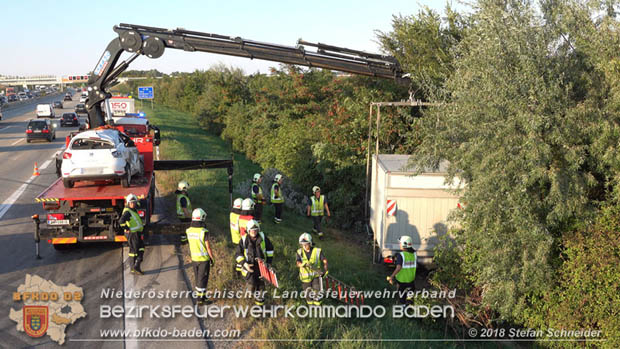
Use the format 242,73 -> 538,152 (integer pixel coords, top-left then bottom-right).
0,126 -> 13,132
0,159 -> 52,221
39,159 -> 52,170
11,139 -> 23,146
123,249 -> 139,349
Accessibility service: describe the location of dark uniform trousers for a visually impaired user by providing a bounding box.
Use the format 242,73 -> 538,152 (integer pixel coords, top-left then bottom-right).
193,261 -> 211,300
246,263 -> 265,304
396,280 -> 415,304
253,203 -> 263,222
127,231 -> 145,267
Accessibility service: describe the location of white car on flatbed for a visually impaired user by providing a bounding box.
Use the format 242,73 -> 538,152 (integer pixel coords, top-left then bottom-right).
60,129 -> 143,188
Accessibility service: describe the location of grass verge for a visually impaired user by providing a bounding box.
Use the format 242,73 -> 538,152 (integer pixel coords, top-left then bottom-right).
143,103 -> 487,348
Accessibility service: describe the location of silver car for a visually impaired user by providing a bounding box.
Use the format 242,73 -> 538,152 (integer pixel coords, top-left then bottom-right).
60,129 -> 143,188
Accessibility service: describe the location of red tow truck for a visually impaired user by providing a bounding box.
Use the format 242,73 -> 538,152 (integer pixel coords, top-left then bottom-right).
34,116 -> 159,249
32,23 -> 406,256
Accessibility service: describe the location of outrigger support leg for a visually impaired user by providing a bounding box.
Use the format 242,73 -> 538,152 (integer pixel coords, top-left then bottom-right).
32,215 -> 42,259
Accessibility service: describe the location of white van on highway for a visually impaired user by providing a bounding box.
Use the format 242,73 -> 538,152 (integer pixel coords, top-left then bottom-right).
36,103 -> 56,118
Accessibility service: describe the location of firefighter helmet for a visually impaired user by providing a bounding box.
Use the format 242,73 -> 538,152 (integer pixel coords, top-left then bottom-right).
274,174 -> 283,182
312,186 -> 320,194
192,208 -> 207,222
246,219 -> 260,236
253,173 -> 262,182
233,198 -> 243,209
399,235 -> 413,249
299,232 -> 312,245
178,180 -> 189,191
125,194 -> 138,204
241,198 -> 255,211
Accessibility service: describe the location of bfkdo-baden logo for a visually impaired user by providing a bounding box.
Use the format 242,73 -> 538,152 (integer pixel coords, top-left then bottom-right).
9,274 -> 86,345
23,305 -> 48,337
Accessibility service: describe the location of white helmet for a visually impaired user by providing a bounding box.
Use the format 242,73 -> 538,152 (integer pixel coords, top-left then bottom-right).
274,174 -> 283,182
253,173 -> 262,182
299,232 -> 312,245
399,236 -> 413,249
192,208 -> 207,222
246,219 -> 260,235
178,180 -> 189,191
241,198 -> 255,211
125,194 -> 138,204
312,186 -> 320,194
233,198 -> 243,209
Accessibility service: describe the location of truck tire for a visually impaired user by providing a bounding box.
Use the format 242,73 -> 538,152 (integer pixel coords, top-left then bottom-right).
121,165 -> 131,188
63,178 -> 74,188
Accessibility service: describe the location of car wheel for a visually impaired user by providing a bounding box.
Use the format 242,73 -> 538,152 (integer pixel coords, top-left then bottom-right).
26,139 -> 31,143
62,178 -> 74,188
121,165 -> 131,188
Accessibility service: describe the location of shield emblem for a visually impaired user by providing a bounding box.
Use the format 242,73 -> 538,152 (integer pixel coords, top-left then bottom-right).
23,305 -> 48,338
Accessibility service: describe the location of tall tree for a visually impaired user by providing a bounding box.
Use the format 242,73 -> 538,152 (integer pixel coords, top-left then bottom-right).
411,0 -> 613,321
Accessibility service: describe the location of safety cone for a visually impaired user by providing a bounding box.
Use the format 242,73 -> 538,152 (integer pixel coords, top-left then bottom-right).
33,162 -> 40,176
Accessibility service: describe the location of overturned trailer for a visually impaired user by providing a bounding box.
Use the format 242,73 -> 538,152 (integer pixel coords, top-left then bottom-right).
369,154 -> 464,266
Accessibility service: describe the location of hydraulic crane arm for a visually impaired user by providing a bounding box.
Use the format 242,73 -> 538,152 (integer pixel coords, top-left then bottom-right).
87,23 -> 410,128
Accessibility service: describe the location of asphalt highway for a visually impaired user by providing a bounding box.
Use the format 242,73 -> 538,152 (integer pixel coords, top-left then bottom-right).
0,94 -> 211,348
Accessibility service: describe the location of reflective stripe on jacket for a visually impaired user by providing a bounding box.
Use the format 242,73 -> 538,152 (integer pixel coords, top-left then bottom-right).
298,247 -> 321,282
395,251 -> 417,283
121,208 -> 143,233
271,183 -> 284,203
186,227 -> 210,262
310,195 -> 324,216
176,193 -> 192,218
251,183 -> 264,203
230,212 -> 241,244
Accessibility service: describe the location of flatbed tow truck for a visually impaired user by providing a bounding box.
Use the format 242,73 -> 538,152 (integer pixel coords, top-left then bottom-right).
32,23 -> 408,256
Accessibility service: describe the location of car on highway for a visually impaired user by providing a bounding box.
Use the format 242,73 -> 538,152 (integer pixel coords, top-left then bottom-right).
63,94 -> 72,101
75,103 -> 87,114
60,129 -> 144,188
60,112 -> 79,127
8,95 -> 17,102
36,103 -> 56,118
0,109 -> 3,121
79,95 -> 87,103
53,101 -> 63,109
26,119 -> 56,143
18,92 -> 28,101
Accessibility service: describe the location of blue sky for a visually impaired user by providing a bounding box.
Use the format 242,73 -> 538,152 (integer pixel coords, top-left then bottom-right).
1,0 -> 459,76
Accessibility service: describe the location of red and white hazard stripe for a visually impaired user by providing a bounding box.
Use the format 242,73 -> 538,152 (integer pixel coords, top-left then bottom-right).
387,199 -> 397,216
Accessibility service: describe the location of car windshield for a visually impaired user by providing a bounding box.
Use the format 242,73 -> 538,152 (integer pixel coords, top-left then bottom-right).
62,113 -> 75,119
71,138 -> 114,150
28,121 -> 47,130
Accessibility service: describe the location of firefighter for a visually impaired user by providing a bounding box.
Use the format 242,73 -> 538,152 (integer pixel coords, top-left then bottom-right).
120,194 -> 145,275
387,235 -> 417,304
306,186 -> 331,239
230,198 -> 243,245
186,208 -> 215,306
271,174 -> 284,224
238,198 -> 255,239
251,173 -> 265,222
296,233 -> 328,305
176,180 -> 192,243
230,198 -> 243,277
235,220 -> 274,306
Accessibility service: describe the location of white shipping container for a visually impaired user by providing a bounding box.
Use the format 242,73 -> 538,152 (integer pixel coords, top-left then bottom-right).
369,154 -> 464,266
